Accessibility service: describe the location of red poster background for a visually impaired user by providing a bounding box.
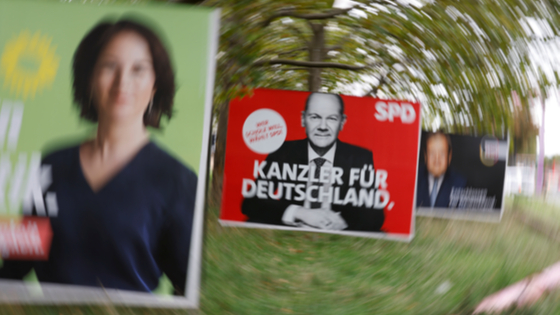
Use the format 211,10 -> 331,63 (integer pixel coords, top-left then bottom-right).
220,88 -> 420,237
0,217 -> 53,260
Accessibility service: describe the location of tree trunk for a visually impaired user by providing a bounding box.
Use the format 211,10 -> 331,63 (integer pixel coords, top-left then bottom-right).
210,99 -> 230,207
308,23 -> 325,92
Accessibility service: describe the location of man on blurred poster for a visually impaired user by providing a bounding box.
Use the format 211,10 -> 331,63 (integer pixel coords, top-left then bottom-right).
416,132 -> 467,207
241,92 -> 385,232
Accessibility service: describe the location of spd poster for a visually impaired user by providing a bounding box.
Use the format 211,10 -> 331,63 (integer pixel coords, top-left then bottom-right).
220,88 -> 421,241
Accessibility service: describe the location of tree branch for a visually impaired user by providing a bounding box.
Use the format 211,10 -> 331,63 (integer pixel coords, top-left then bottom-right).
275,67 -> 310,71
262,0 -> 390,27
253,59 -> 378,70
263,8 -> 353,27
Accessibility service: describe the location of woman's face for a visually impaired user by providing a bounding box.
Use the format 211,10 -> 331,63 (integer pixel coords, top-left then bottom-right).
92,30 -> 156,124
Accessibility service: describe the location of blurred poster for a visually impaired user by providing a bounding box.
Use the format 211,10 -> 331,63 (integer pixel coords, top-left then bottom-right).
220,88 -> 421,241
416,131 -> 508,221
0,0 -> 218,308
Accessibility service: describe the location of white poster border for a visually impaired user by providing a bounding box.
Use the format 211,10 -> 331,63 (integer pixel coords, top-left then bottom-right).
0,5 -> 220,309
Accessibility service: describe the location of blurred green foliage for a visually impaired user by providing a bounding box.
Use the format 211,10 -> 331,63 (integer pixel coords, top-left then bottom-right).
203,0 -> 559,134
76,0 -> 554,179
201,0 -> 560,201
52,0 -> 555,142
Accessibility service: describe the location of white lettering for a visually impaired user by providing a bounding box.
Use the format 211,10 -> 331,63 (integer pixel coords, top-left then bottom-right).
333,187 -> 344,204
283,182 -> 295,200
294,184 -> 306,201
319,186 -> 334,203
297,165 -> 309,182
349,168 -> 360,186
400,103 -> 416,123
358,189 -> 374,208
374,101 -> 416,124
374,101 -> 388,121
241,178 -> 256,197
374,169 -> 388,189
268,182 -> 282,199
256,180 -> 268,199
253,160 -> 267,179
331,167 -> 343,185
282,163 -> 297,181
343,188 -> 358,206
267,162 -> 281,180
375,189 -> 390,208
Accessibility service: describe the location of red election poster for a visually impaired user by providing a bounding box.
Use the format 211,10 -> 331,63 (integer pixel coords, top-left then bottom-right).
220,89 -> 421,241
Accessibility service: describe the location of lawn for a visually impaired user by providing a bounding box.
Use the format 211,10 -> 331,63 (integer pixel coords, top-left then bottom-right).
1,196 -> 560,315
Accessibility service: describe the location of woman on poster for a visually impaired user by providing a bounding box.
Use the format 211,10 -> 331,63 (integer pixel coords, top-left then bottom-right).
0,17 -> 197,295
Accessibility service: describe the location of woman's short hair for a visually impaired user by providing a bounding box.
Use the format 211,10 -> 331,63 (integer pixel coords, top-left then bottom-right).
72,18 -> 175,128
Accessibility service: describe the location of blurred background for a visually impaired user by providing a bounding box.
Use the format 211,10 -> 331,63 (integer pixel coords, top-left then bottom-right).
3,0 -> 560,314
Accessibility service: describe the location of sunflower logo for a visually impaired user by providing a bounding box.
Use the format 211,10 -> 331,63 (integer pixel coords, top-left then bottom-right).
0,30 -> 59,100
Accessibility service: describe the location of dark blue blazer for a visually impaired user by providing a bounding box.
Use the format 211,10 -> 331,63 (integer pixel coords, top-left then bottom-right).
0,142 -> 196,294
416,166 -> 467,208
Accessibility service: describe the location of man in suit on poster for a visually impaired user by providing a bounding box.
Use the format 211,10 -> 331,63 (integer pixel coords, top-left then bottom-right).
241,92 -> 385,232
416,131 -> 467,208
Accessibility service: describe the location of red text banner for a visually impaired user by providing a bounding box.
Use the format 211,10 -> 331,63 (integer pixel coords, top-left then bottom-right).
0,217 -> 52,260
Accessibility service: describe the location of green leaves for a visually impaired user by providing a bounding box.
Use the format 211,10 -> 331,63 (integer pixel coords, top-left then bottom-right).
192,0 -> 560,185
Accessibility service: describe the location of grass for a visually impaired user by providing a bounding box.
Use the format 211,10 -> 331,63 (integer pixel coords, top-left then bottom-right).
1,196 -> 560,314
201,197 -> 560,315
512,195 -> 560,225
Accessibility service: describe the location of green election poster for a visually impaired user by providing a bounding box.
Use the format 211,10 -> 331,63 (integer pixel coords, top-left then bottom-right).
0,0 -> 218,308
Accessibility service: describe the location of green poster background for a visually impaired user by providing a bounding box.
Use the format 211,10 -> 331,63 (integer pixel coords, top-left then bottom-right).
0,0 -> 215,300
0,0 -> 212,176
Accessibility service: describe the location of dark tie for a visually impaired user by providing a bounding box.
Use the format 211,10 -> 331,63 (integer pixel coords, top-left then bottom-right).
430,177 -> 439,207
310,158 -> 326,208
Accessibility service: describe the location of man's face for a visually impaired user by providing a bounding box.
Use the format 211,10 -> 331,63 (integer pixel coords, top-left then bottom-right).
302,94 -> 346,149
425,134 -> 451,178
